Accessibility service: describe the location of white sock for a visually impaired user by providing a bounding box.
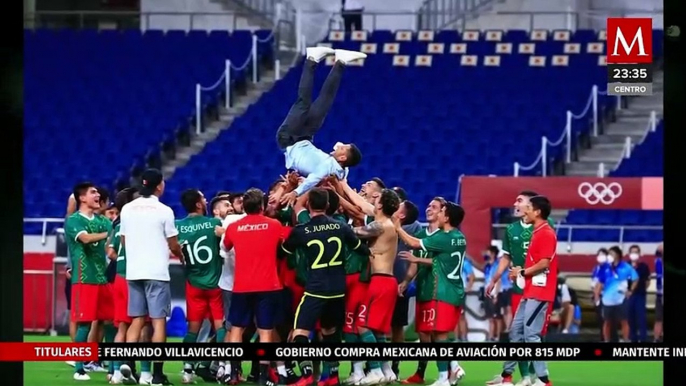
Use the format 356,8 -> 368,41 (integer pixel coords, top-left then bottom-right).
114,370 -> 122,378
438,371 -> 449,381
381,362 -> 393,373
353,362 -> 365,377
450,361 -> 459,371
373,368 -> 384,377
141,371 -> 152,377
277,365 -> 287,377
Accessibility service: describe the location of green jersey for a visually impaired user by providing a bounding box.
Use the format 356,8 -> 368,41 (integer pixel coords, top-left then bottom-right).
419,229 -> 467,307
502,218 -> 555,294
176,215 -> 223,290
65,212 -> 112,284
278,206 -> 295,226
413,227 -> 439,302
108,223 -> 126,277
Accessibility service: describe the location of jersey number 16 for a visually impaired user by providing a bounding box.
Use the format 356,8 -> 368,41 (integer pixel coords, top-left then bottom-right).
182,235 -> 213,265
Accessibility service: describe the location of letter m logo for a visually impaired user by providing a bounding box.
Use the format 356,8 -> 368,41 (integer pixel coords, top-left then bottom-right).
606,18 -> 653,64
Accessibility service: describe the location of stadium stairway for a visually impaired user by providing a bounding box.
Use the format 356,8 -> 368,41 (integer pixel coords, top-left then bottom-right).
565,69 -> 664,176
208,0 -> 273,30
161,64 -> 293,178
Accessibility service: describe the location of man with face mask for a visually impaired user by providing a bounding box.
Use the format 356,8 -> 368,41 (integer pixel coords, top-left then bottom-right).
593,246 -> 638,342
627,245 -> 650,342
591,248 -> 610,340
653,243 -> 663,342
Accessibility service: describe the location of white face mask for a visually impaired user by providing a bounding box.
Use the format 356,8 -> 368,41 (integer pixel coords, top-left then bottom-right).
597,254 -> 607,264
629,253 -> 640,261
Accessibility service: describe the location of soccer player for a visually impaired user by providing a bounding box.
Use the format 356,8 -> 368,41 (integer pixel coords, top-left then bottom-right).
274,46 -> 366,206
282,188 -> 371,386
211,195 -> 233,219
346,189 -> 400,385
65,182 -> 113,381
121,169 -> 183,386
176,189 -> 226,384
228,192 -> 244,215
500,195 -> 558,386
399,198 -> 442,385
485,191 -> 556,386
395,201 -> 467,386
221,188 -> 285,386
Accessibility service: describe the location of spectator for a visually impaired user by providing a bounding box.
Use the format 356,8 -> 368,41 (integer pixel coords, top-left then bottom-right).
341,0 -> 364,31
456,257 -> 475,341
627,245 -> 650,342
591,247 -> 609,339
482,246 -> 502,341
568,304 -> 582,334
553,274 -> 575,333
653,243 -> 663,342
594,246 -> 638,342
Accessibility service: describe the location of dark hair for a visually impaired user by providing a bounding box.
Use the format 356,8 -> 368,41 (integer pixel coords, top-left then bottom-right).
402,200 -> 419,225
629,244 -> 641,253
97,187 -> 110,205
308,188 -> 329,211
444,202 -> 465,228
529,195 -> 552,219
597,247 -> 609,255
343,144 -> 362,167
114,188 -> 136,212
210,196 -> 230,211
229,192 -> 244,204
242,188 -> 264,214
180,189 -> 203,214
393,186 -> 408,202
370,177 -> 386,190
269,179 -> 282,193
216,190 -> 231,198
519,190 -> 539,198
609,246 -> 623,259
379,189 -> 401,217
325,189 -> 340,216
488,245 -> 499,256
73,182 -> 96,205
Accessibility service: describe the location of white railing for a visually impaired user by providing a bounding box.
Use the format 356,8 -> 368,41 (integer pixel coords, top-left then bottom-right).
513,85 -> 620,177
24,218 -> 64,245
195,30 -> 279,135
597,110 -> 659,177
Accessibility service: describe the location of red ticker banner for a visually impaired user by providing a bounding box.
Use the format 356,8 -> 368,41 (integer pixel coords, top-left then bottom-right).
459,177 -> 663,258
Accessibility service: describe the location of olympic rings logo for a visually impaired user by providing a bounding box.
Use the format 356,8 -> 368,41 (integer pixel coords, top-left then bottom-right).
577,182 -> 623,205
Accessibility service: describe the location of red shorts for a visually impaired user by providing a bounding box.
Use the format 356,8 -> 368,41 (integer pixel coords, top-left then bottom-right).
185,282 -> 224,322
113,276 -> 132,326
71,283 -> 114,323
343,273 -> 369,334
416,300 -> 462,333
540,301 -> 554,336
357,274 -> 397,334
511,292 -> 523,318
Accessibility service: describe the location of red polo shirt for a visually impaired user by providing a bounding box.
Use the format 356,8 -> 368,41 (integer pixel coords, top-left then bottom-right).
224,214 -> 285,293
523,221 -> 558,303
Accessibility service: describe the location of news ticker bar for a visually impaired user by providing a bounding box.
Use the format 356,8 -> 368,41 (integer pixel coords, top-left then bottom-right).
1,343 -> 685,362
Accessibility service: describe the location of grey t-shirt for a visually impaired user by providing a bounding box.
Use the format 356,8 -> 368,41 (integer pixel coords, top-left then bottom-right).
394,221 -> 423,283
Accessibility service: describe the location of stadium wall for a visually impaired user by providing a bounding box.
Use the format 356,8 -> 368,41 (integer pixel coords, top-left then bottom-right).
140,0 -> 253,31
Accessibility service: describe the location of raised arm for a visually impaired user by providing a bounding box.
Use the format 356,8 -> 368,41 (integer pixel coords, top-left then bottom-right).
337,192 -> 365,222
338,180 -> 374,216
393,220 -> 422,249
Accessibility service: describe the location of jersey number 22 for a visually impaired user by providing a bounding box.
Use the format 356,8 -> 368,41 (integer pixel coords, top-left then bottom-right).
307,237 -> 342,269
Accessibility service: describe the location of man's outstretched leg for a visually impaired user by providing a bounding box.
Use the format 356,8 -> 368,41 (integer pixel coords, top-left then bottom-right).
275,47 -> 335,150
304,49 -> 367,132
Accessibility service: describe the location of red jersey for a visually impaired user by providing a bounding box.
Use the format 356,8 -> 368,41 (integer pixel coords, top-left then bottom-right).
278,226 -> 298,288
224,214 -> 285,293
523,221 -> 558,302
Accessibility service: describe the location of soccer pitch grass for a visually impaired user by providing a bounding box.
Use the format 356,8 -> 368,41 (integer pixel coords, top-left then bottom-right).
24,335 -> 662,386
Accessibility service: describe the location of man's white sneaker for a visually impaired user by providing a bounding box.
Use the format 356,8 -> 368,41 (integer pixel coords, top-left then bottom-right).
428,379 -> 451,386
356,371 -> 385,385
306,46 -> 335,63
514,377 -> 532,386
110,373 -> 124,385
334,49 -> 367,65
531,380 -> 548,386
485,375 -> 503,385
345,373 -> 365,385
449,366 -> 466,385
66,361 -> 76,367
138,372 -> 153,385
182,372 -> 196,384
74,371 -> 91,381
119,365 -> 137,385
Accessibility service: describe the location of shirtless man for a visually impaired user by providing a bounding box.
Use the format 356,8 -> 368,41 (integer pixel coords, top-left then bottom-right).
348,189 -> 401,385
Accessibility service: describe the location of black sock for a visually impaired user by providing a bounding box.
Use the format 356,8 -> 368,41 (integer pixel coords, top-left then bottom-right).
539,376 -> 549,384
153,362 -> 164,376
364,362 -> 370,373
286,361 -> 297,377
259,363 -> 270,381
416,361 -> 427,377
501,371 -> 511,378
392,361 -> 399,374
251,360 -> 260,377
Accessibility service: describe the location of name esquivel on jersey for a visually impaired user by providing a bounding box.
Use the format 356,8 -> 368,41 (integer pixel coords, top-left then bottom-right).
282,215 -> 370,297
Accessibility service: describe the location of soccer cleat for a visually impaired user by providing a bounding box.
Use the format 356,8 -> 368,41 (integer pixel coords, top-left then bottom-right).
296,375 -> 315,386
514,377 -> 532,386
66,361 -> 76,367
428,380 -> 451,386
485,375 -> 504,385
74,370 -> 91,381
334,49 -> 367,65
110,374 -> 124,384
449,366 -> 466,385
85,361 -> 108,372
531,381 -> 551,386
181,371 -> 195,384
287,375 -> 304,386
318,376 -> 341,386
138,372 -> 153,385
306,47 -> 335,63
151,374 -> 173,386
382,370 -> 397,384
345,373 -> 365,385
401,374 -> 424,384
356,372 -> 385,385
